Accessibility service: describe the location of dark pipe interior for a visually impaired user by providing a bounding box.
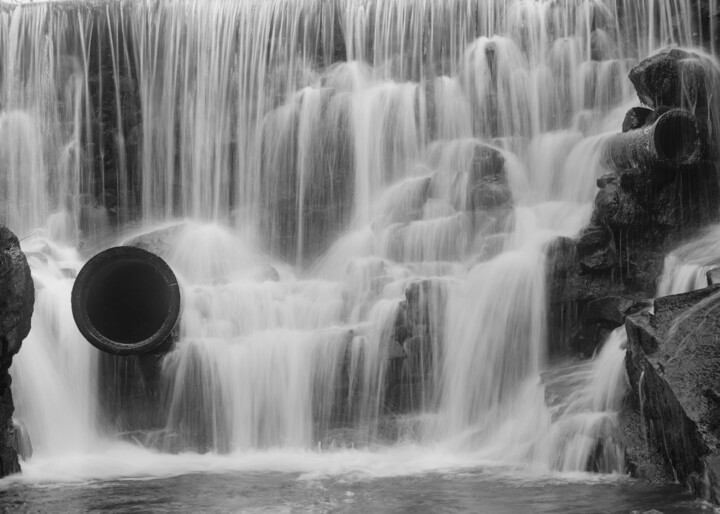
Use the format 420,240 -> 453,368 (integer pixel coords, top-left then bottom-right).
72,246 -> 180,355
655,111 -> 699,163
85,259 -> 172,344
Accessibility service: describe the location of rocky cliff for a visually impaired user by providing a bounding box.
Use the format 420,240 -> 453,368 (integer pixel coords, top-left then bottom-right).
0,225 -> 34,476
625,287 -> 720,502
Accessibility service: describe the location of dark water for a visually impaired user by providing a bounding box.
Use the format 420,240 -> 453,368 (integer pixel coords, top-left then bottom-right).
0,470 -> 711,514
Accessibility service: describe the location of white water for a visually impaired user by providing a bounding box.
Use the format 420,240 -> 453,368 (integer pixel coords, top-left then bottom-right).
658,224 -> 720,296
1,0 -> 717,484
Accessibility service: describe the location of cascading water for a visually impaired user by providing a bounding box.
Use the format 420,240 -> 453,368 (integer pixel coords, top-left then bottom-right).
658,224 -> 720,296
1,0 -> 718,494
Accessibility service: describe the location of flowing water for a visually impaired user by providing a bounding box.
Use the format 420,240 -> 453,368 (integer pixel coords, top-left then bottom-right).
2,0 -> 720,511
658,224 -> 720,296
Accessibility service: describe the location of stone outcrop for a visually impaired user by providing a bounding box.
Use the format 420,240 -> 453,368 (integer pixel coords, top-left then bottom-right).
548,48 -> 720,360
0,226 -> 34,476
543,47 -> 720,503
624,287 -> 720,502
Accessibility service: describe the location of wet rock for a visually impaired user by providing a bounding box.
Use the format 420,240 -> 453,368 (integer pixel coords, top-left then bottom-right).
467,144 -> 511,210
596,172 -> 617,188
621,106 -> 655,132
0,225 -> 34,477
594,182 -> 650,230
629,48 -> 707,110
124,223 -> 186,258
625,286 -> 720,503
582,296 -> 636,326
402,335 -> 433,382
707,268 -> 720,286
390,279 -> 446,411
468,175 -> 512,210
576,219 -> 615,273
469,143 -> 505,179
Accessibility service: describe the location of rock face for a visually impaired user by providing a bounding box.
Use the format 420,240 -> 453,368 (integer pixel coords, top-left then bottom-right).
625,287 -> 720,502
549,48 -> 720,360
0,226 -> 34,476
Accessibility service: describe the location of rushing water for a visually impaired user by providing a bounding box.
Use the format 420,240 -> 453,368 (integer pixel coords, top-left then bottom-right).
658,224 -> 720,296
2,0 -> 720,511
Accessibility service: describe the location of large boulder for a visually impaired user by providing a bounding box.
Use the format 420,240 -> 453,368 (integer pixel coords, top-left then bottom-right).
625,286 -> 720,503
0,226 -> 34,476
629,49 -> 709,111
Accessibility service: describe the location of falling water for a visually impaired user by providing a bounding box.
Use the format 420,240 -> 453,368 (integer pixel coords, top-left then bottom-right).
658,224 -> 720,296
1,0 -> 717,486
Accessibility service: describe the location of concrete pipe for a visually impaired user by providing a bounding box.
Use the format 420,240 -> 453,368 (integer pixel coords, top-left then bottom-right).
71,246 -> 181,355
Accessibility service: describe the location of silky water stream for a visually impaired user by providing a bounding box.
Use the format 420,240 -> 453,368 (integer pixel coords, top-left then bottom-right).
0,0 -> 718,511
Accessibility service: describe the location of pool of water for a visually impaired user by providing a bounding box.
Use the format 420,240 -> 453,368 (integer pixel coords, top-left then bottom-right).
0,456 -> 712,514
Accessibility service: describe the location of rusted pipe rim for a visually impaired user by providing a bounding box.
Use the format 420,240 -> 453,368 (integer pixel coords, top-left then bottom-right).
71,246 -> 181,355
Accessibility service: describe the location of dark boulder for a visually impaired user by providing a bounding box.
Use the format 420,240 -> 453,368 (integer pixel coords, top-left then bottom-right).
576,217 -> 615,273
0,226 -> 34,476
624,286 -> 720,503
582,296 -> 636,325
594,182 -> 650,229
628,49 -> 708,110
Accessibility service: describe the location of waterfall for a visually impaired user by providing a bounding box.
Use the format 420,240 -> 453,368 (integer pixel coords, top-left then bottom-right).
1,0 -> 717,479
658,224 -> 720,296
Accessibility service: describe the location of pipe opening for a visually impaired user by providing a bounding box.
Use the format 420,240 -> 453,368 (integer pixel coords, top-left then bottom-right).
72,247 -> 181,355
654,111 -> 700,165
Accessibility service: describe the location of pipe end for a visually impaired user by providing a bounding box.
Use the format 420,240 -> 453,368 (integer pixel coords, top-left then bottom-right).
71,246 -> 181,355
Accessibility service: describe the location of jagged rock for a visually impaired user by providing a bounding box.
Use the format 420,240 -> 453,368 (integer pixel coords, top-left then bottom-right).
625,286 -> 720,503
0,226 -> 34,477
